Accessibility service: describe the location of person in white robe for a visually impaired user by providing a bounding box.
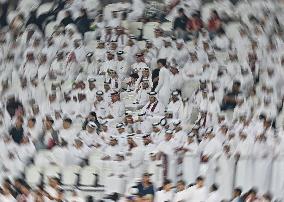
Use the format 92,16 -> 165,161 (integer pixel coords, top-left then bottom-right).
167,91 -> 183,119
116,51 -> 129,80
99,51 -> 116,75
126,135 -> 145,179
17,136 -> 36,164
180,133 -> 199,185
157,38 -> 175,60
155,59 -> 171,106
270,134 -> 284,199
215,144 -> 235,200
200,129 -> 222,186
157,129 -> 179,183
206,184 -> 222,202
251,134 -> 272,194
141,92 -> 165,116
169,64 -> 184,93
78,121 -> 105,149
127,0 -> 145,21
37,53 -> 50,81
178,176 -> 208,201
234,132 -> 253,192
107,91 -> 125,122
92,91 -> 109,120
67,138 -> 91,165
58,118 -> 79,146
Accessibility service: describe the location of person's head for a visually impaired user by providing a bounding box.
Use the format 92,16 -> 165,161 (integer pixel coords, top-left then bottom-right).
44,116 -> 54,129
163,179 -> 172,191
233,187 -> 242,198
171,91 -> 179,102
187,134 -> 195,143
170,65 -> 179,75
165,130 -> 173,141
63,118 -> 72,129
86,122 -> 96,133
142,173 -> 151,184
148,93 -> 157,104
110,137 -> 118,146
143,134 -> 151,145
104,82 -> 110,91
48,177 -> 60,188
196,176 -> 205,188
15,116 -> 24,128
157,59 -> 167,68
112,11 -> 118,18
95,91 -> 104,102
176,180 -> 186,192
135,53 -> 144,62
247,188 -> 258,199
116,123 -> 125,134
97,41 -> 105,49
27,117 -> 36,128
178,8 -> 185,17
107,51 -> 114,60
232,81 -> 241,92
111,91 -> 120,102
210,184 -> 218,192
65,10 -> 72,18
211,10 -> 219,18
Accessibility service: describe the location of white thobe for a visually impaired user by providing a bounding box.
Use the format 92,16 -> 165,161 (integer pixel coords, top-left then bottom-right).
215,153 -> 235,200
252,141 -> 272,194
234,138 -> 253,192
154,190 -> 174,202
156,67 -> 171,106
182,142 -> 199,184
157,139 -> 179,183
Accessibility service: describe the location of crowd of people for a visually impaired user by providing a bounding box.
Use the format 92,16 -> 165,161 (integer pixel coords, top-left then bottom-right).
0,0 -> 284,201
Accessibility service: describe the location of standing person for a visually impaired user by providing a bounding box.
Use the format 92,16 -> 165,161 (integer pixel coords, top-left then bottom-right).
181,133 -> 199,185
155,59 -> 171,106
234,132 -> 253,192
215,145 -> 235,200
157,130 -> 179,183
173,8 -> 189,40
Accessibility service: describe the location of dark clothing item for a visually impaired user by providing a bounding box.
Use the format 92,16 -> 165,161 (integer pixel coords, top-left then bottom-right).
152,68 -> 160,91
75,15 -> 92,35
0,2 -> 8,27
9,126 -> 24,144
6,99 -> 23,118
173,15 -> 189,31
60,16 -> 74,27
136,182 -> 155,197
221,91 -> 241,110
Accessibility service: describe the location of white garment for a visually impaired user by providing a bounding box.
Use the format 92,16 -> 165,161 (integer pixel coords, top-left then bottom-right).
156,67 -> 171,106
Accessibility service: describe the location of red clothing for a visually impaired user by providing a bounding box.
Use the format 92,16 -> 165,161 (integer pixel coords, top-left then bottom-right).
207,17 -> 221,32
187,17 -> 203,32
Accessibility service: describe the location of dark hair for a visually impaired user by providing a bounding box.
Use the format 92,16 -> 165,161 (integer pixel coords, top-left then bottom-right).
178,8 -> 184,13
234,187 -> 242,195
211,184 -> 218,191
196,176 -> 204,181
163,179 -> 172,186
29,118 -> 36,123
248,188 -> 257,195
177,180 -> 185,186
63,118 -> 72,124
157,59 -> 167,66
